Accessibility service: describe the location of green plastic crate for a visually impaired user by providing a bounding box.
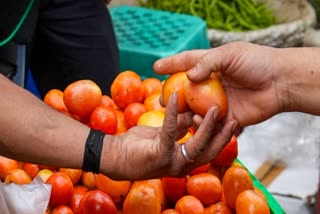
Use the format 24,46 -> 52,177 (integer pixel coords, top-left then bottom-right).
110,5 -> 210,80
236,159 -> 286,214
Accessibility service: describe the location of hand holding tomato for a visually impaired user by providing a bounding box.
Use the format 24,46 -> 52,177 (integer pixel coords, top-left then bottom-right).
153,42 -> 282,128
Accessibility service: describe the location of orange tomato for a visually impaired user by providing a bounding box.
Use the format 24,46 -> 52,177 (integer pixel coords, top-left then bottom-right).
89,106 -> 118,135
51,205 -> 73,214
254,187 -> 267,201
184,72 -> 227,120
175,195 -> 204,214
177,131 -> 193,144
212,135 -> 238,166
63,80 -> 102,119
124,102 -> 147,129
203,202 -> 232,214
58,168 -> 83,186
162,72 -> 189,113
114,109 -> 128,135
69,185 -> 89,214
235,189 -> 270,214
4,168 -> 32,184
111,71 -> 144,110
187,173 -> 222,206
46,172 -> 74,207
44,89 -> 69,113
94,173 -> 132,204
123,182 -> 162,214
101,95 -> 118,109
222,165 -> 254,209
81,171 -> 96,190
189,163 -> 210,176
162,176 -> 188,203
21,162 -> 40,179
0,156 -> 19,181
162,209 -> 180,214
144,93 -> 166,112
80,190 -> 117,214
142,77 -> 163,100
137,110 -> 164,127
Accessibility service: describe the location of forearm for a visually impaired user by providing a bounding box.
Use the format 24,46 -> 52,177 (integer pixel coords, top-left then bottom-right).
277,47 -> 320,115
0,74 -> 90,168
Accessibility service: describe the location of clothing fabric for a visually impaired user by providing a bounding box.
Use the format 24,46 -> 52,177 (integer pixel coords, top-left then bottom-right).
1,0 -> 119,97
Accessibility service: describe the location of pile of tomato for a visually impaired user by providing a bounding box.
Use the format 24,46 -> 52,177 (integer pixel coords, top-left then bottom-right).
0,70 -> 271,214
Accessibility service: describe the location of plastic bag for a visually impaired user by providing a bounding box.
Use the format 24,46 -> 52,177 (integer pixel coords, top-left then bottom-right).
0,176 -> 51,214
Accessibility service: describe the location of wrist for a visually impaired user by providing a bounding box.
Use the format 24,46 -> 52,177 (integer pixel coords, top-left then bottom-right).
99,134 -> 119,179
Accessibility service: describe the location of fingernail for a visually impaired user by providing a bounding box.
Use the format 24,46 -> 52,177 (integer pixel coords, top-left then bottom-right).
212,106 -> 220,120
186,67 -> 196,76
171,91 -> 177,105
231,121 -> 238,132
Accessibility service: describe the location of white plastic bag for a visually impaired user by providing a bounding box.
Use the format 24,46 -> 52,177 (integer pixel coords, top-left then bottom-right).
0,176 -> 51,214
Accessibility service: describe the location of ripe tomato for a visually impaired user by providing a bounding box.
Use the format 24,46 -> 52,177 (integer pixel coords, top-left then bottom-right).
21,162 -> 40,179
0,156 -> 19,181
204,202 -> 232,214
94,173 -> 132,204
46,172 -> 74,207
142,77 -> 163,100
80,190 -> 117,214
212,135 -> 238,166
81,171 -> 96,190
162,176 -> 188,203
235,189 -> 270,214
184,72 -> 227,120
89,106 -> 118,135
44,89 -> 69,113
58,168 -> 83,186
124,102 -> 147,129
101,95 -> 118,109
189,163 -> 210,176
111,71 -> 144,110
63,79 -> 102,118
4,168 -> 32,184
175,195 -> 204,214
137,110 -> 164,127
51,205 -> 73,214
187,173 -> 222,205
222,165 -> 254,209
177,132 -> 193,144
114,109 -> 128,135
162,209 -> 180,214
69,185 -> 89,214
162,72 -> 189,113
144,93 -> 166,112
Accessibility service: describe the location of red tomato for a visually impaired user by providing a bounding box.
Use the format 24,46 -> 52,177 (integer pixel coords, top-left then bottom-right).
51,205 -> 73,214
184,72 -> 227,120
212,135 -> 238,166
189,163 -> 210,176
46,172 -> 74,207
69,185 -> 89,214
162,176 -> 188,203
124,102 -> 147,129
21,162 -> 40,179
89,106 -> 118,135
80,190 -> 117,214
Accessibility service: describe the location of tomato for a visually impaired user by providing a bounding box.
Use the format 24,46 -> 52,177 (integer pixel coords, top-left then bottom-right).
81,171 -> 96,190
69,185 -> 89,214
187,173 -> 222,205
189,163 -> 210,176
235,189 -> 270,214
203,202 -> 232,214
142,77 -> 163,101
59,168 -> 83,186
44,89 -> 69,113
51,205 -> 73,214
162,72 -> 190,113
175,195 -> 204,214
94,173 -> 132,204
162,176 -> 188,203
222,165 -> 254,209
0,155 -> 19,181
137,110 -> 165,127
4,168 -> 32,184
89,106 -> 118,135
80,190 -> 117,214
212,135 -> 238,166
162,209 -> 180,214
46,172 -> 74,207
184,72 -> 227,120
101,95 -> 118,109
144,93 -> 166,112
63,80 -> 102,118
114,109 -> 128,135
111,71 -> 144,110
37,168 -> 54,182
124,102 -> 147,129
21,162 -> 40,179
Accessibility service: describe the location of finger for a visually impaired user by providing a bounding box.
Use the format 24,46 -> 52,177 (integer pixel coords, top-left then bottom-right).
175,111 -> 194,140
160,92 -> 178,150
205,120 -> 238,160
153,49 -> 209,75
183,106 -> 220,160
186,47 -> 227,82
192,114 -> 203,130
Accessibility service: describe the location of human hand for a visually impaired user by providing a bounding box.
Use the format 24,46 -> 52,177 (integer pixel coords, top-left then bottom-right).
102,93 -> 237,180
153,42 -> 283,127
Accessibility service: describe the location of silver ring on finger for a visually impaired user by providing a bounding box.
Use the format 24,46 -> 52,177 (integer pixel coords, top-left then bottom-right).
181,143 -> 194,163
